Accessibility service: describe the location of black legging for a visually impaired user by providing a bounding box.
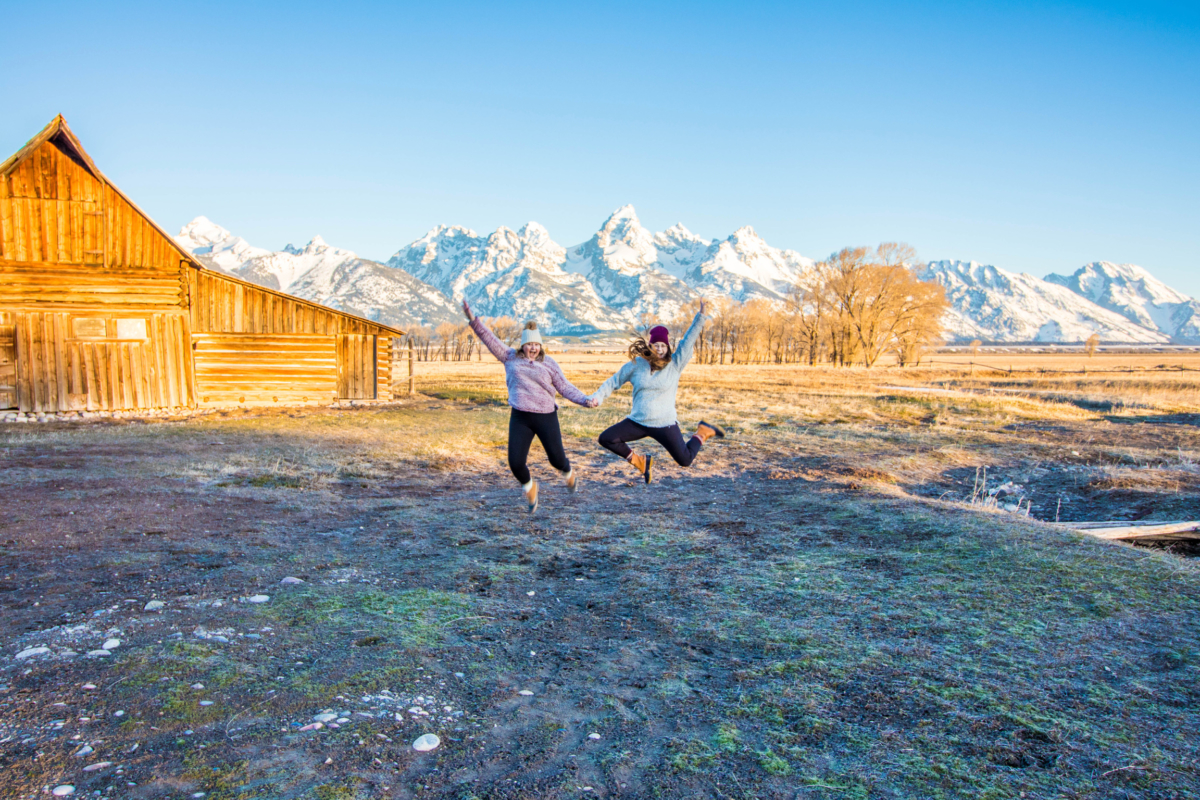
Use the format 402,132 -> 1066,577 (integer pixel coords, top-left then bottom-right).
508,408 -> 571,484
598,417 -> 702,466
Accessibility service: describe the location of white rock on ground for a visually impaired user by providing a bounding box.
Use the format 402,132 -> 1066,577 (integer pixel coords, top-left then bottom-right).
248,595 -> 270,603
86,650 -> 111,657
143,601 -> 165,611
280,577 -> 304,585
518,690 -> 534,696
83,762 -> 113,772
313,712 -> 338,722
588,732 -> 601,739
52,787 -> 75,797
413,734 -> 440,752
102,639 -> 120,650
15,646 -> 51,660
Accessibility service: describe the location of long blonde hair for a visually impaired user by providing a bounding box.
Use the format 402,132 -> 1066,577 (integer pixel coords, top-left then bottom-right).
628,333 -> 671,372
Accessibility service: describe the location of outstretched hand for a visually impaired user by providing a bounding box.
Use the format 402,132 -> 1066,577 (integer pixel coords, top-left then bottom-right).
699,298 -> 706,316
462,299 -> 474,322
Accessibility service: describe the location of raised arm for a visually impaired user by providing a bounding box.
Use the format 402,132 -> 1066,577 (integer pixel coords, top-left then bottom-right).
589,360 -> 635,406
672,303 -> 709,370
464,300 -> 514,363
546,358 -> 593,407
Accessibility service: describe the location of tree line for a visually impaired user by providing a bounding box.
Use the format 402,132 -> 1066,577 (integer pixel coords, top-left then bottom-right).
404,243 -> 949,368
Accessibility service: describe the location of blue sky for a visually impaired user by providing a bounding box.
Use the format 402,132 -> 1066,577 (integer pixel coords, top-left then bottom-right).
3,1 -> 1198,295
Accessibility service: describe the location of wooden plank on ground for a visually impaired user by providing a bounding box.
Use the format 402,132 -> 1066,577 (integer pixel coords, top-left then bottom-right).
1056,521 -> 1200,541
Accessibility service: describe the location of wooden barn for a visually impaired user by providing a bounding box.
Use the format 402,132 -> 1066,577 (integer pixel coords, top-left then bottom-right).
0,115 -> 403,415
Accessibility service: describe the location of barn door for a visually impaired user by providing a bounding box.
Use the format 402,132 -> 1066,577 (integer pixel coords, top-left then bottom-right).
0,324 -> 15,409
337,334 -> 377,399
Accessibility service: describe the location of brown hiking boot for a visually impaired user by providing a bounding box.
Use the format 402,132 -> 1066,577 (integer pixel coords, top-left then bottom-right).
563,468 -> 579,494
693,421 -> 726,445
627,451 -> 653,484
523,479 -> 539,513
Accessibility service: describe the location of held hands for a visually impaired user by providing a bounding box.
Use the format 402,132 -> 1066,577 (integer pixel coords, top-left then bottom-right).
587,398 -> 600,408
462,299 -> 474,322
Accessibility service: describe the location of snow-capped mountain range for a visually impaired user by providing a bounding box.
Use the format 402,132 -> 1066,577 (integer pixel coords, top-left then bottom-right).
174,209 -> 1199,343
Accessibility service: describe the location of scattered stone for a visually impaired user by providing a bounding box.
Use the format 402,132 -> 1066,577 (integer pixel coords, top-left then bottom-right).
336,717 -> 349,723
453,672 -> 465,678
102,639 -> 121,650
299,722 -> 324,731
518,690 -> 534,696
323,757 -> 333,765
413,733 -> 440,752
280,577 -> 304,585
15,646 -> 51,660
191,683 -> 205,690
74,746 -> 94,756
199,701 -> 214,707
588,732 -> 601,740
52,786 -> 75,796
113,710 -> 124,717
86,650 -> 111,657
526,591 -> 536,596
313,712 -> 338,723
83,762 -> 113,772
143,601 -> 165,612
247,595 -> 270,604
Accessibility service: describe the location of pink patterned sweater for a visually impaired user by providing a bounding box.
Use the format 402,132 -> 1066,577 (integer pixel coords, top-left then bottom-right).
469,318 -> 591,413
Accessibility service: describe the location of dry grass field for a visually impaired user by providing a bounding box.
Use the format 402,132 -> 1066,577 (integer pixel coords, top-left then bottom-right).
2,352 -> 1199,799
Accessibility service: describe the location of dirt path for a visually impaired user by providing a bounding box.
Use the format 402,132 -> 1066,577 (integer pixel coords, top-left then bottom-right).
2,402 -> 1200,799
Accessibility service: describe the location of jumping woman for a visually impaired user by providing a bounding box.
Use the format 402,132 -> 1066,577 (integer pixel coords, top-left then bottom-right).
590,300 -> 724,482
463,300 -> 598,512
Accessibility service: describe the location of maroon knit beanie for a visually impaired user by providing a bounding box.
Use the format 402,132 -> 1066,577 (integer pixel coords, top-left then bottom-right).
649,326 -> 670,346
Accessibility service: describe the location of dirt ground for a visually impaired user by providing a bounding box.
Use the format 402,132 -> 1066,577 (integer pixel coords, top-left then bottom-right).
3,365 -> 1200,799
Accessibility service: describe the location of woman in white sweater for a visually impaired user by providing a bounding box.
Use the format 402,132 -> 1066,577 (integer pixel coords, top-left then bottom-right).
589,301 -> 724,483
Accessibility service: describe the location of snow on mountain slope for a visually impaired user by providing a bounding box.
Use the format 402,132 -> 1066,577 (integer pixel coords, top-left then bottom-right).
387,223 -> 629,334
918,260 -> 1169,343
1045,262 -> 1200,343
175,217 -> 270,276
662,225 -> 813,301
174,217 -> 460,329
562,206 -> 811,311
564,207 -> 698,321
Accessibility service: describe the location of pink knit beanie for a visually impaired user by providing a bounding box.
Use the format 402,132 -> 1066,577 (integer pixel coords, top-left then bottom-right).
649,326 -> 670,346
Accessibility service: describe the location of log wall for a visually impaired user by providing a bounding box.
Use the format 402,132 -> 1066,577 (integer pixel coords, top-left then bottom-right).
192,333 -> 337,407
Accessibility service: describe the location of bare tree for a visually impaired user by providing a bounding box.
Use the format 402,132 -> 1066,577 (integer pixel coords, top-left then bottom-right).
1084,333 -> 1100,357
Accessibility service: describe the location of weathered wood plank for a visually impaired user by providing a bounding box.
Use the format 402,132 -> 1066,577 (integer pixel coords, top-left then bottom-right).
53,313 -> 68,411
1056,521 -> 1200,541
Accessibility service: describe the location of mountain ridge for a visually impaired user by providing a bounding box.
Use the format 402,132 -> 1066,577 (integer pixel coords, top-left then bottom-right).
174,210 -> 1195,344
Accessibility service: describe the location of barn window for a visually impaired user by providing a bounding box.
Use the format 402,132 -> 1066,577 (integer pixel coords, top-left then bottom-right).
115,319 -> 148,340
72,318 -> 107,338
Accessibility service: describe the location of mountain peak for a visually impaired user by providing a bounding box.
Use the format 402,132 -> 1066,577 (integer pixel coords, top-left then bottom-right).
177,216 -> 232,245
606,204 -> 638,222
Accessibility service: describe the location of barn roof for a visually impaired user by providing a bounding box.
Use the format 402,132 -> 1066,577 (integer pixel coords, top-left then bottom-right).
2,116 -> 405,338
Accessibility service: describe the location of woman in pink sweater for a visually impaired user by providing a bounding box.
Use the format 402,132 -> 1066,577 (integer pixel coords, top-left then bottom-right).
463,300 -> 597,512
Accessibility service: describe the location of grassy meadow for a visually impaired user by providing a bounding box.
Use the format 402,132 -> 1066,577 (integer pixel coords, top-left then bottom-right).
1,352 -> 1198,799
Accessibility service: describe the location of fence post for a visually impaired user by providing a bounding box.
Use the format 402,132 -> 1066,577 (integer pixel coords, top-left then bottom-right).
408,338 -> 415,396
